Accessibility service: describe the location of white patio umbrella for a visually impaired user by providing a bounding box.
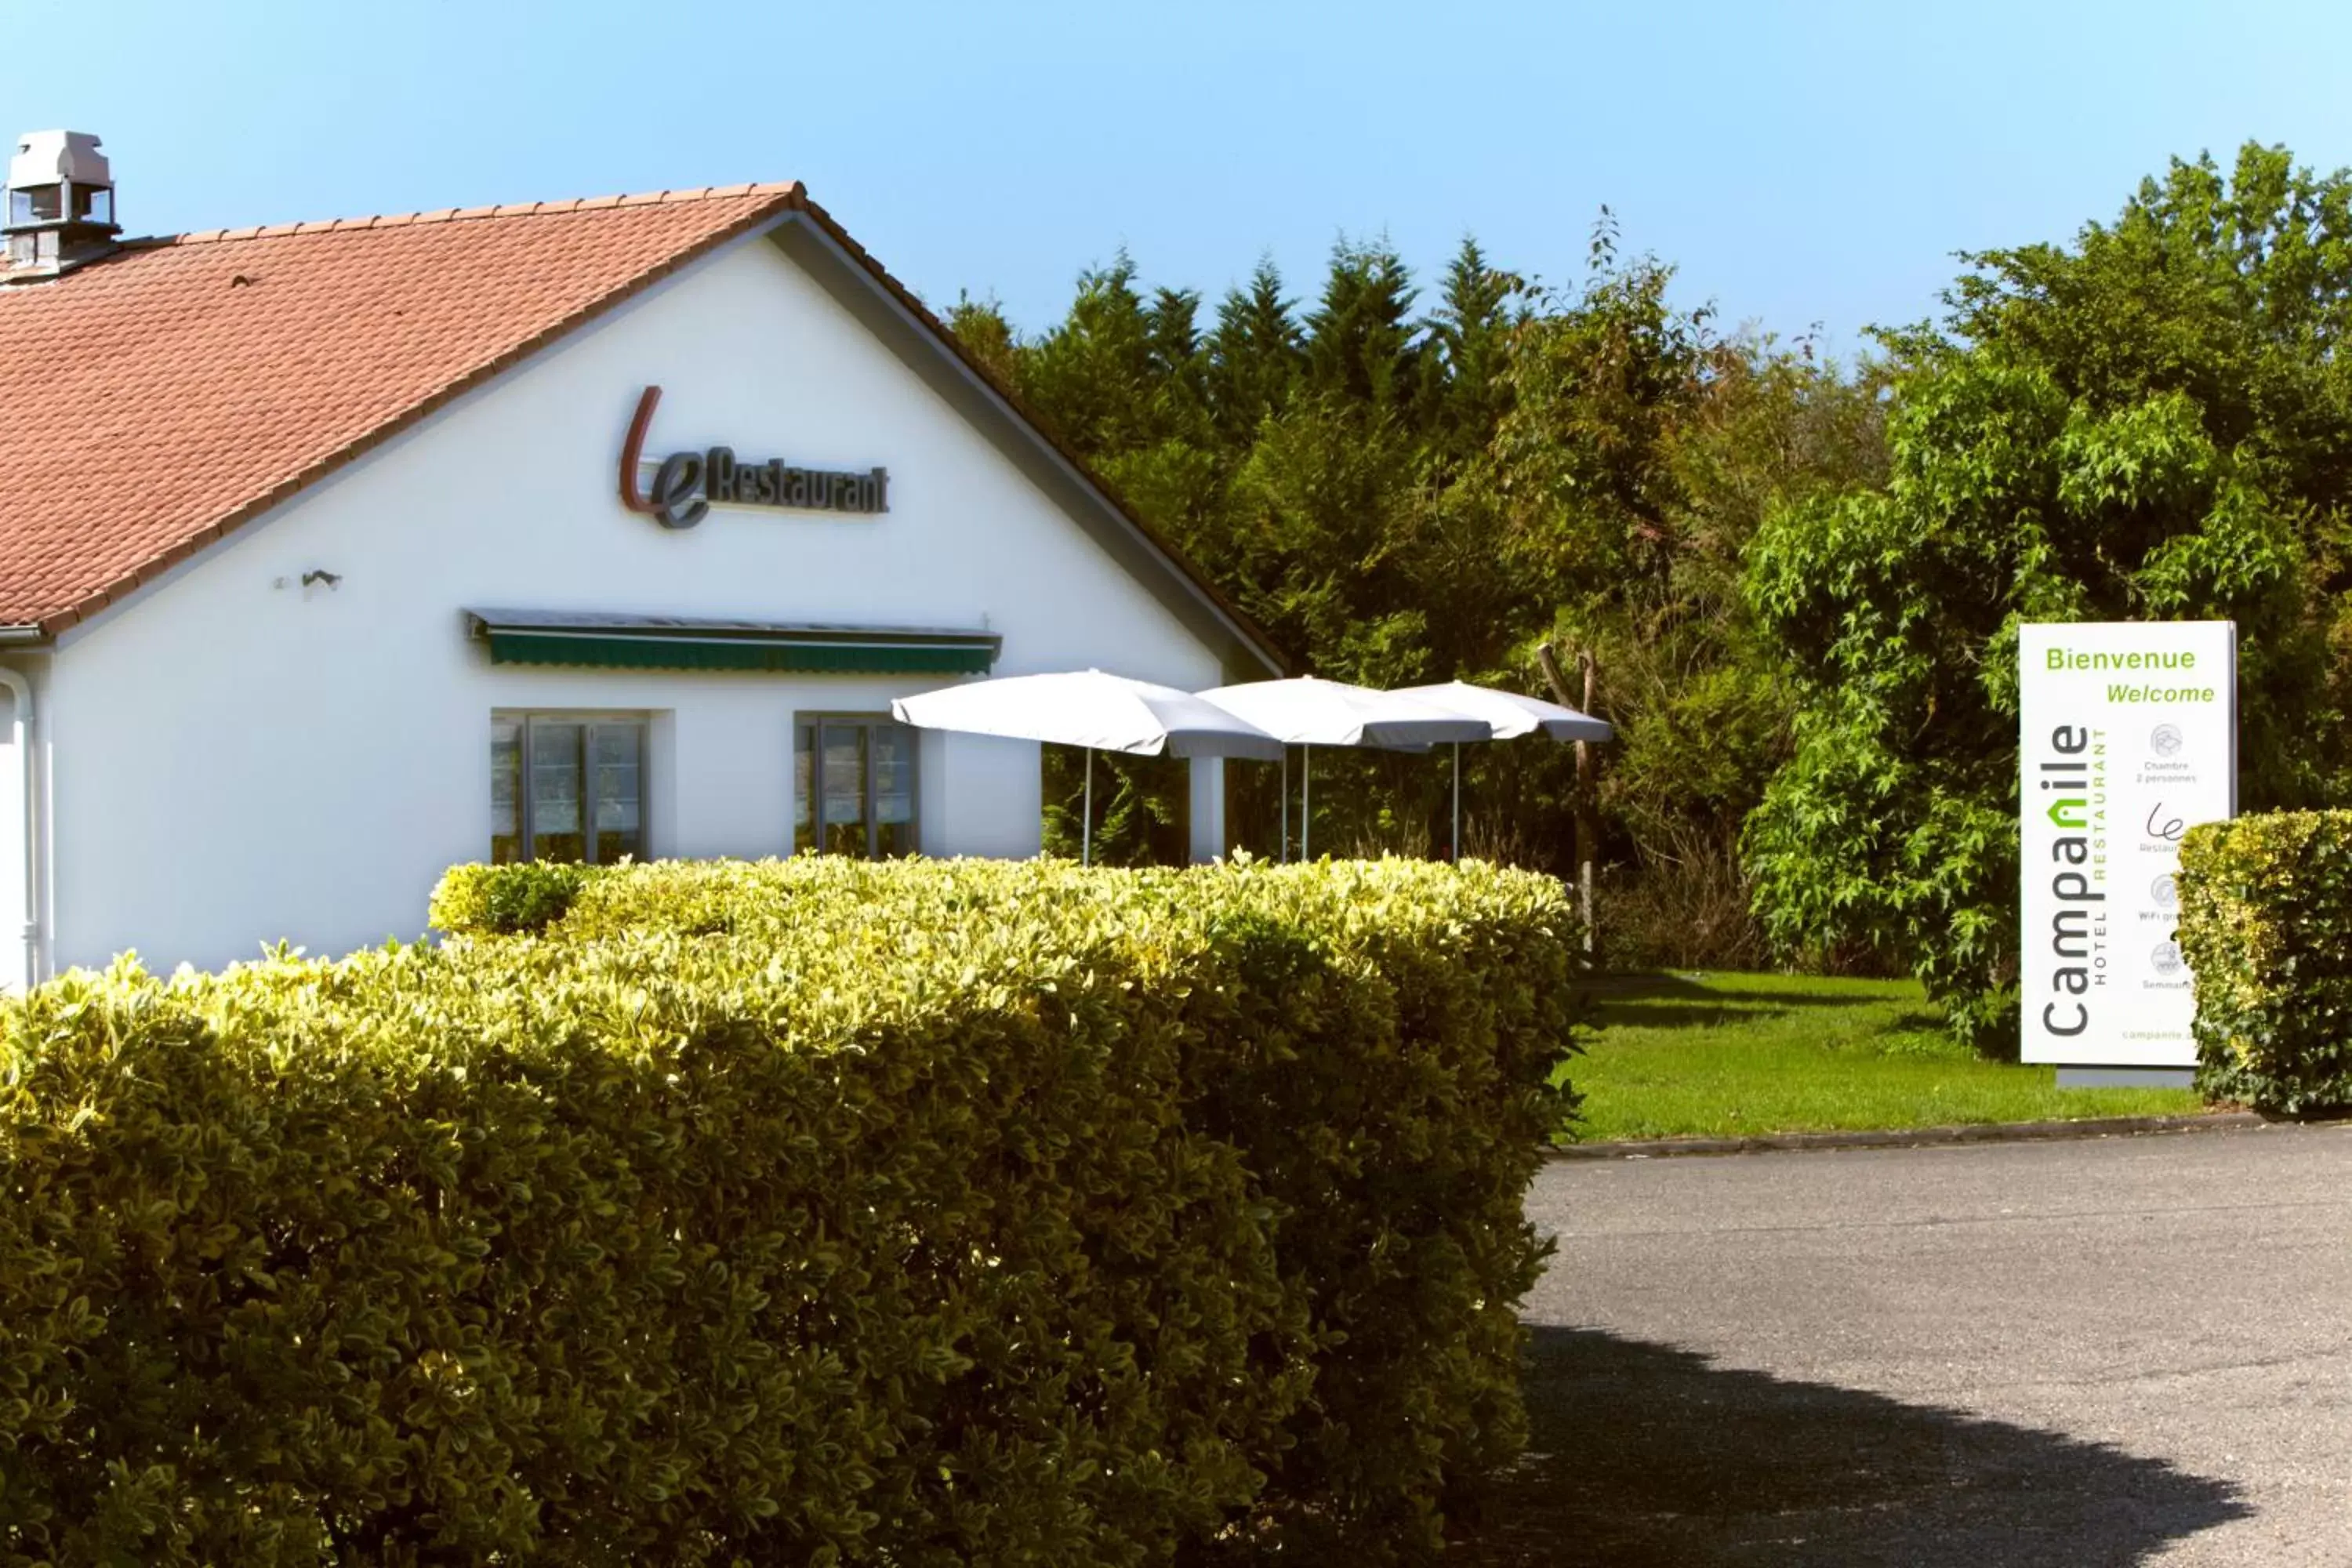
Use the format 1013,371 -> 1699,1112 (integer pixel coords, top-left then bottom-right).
1399,681 -> 1615,862
893,670 -> 1284,864
1196,677 -> 1492,859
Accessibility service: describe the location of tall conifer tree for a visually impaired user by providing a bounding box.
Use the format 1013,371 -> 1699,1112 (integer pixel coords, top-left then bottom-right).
1207,258 -> 1305,449
1304,238 -> 1421,412
1424,236 -> 1518,468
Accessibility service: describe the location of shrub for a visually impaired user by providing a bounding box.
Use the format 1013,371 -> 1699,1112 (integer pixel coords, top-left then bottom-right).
2177,811 -> 2352,1114
0,855 -> 1583,1565
426,858 -> 590,935
1595,826 -> 1767,973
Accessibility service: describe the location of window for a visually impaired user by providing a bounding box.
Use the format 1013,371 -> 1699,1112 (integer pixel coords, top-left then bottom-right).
794,715 -> 918,858
492,713 -> 646,865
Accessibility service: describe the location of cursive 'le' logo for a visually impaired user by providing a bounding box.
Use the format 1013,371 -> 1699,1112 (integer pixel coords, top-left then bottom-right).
618,387 -> 708,530
618,386 -> 888,530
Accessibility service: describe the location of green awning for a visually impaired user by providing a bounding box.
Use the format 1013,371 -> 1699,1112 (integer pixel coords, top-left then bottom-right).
467,611 -> 1000,676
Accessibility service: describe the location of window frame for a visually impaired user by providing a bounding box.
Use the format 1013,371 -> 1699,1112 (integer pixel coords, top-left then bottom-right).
794,710 -> 922,859
493,710 -> 651,866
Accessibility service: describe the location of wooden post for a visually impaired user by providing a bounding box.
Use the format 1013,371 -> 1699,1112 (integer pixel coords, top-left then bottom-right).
1537,642 -> 1599,956
1576,651 -> 1599,956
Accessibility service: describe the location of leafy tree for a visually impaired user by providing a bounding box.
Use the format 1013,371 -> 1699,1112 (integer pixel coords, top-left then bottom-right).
945,292 -> 1021,390
1747,143 -> 2348,1048
1482,249 -> 1713,619
1227,394 -> 1425,685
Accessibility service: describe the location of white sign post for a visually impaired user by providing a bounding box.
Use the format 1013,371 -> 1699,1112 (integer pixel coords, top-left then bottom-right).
2017,622 -> 2236,1083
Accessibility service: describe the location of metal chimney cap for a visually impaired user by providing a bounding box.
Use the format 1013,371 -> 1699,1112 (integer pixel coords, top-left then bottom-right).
7,131 -> 111,191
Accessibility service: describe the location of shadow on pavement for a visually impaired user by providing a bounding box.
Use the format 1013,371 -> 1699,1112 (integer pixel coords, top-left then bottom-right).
1454,1327 -> 2251,1566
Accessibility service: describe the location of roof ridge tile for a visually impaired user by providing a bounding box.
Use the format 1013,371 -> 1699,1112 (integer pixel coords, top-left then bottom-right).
145,182 -> 802,247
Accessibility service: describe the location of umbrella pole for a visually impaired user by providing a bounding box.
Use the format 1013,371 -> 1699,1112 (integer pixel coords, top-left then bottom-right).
1451,742 -> 1461,863
1083,747 -> 1093,867
1279,750 -> 1288,863
1302,744 -> 1311,860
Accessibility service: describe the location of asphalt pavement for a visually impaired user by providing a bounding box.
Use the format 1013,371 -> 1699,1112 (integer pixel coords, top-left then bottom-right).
1464,1124 -> 2352,1566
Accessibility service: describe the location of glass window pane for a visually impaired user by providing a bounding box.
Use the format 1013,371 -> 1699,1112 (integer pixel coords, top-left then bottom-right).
592,724 -> 644,864
874,722 -> 918,858
820,723 -> 867,856
530,721 -> 586,864
491,718 -> 522,864
793,722 -> 815,854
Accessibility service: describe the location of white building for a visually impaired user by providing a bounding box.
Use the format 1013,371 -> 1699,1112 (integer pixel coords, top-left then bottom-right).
0,132 -> 1281,982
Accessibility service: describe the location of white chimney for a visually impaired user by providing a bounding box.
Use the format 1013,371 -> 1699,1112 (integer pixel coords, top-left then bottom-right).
5,130 -> 118,276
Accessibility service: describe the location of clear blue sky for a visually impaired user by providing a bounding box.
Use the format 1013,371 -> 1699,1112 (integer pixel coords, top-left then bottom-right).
9,0 -> 2349,355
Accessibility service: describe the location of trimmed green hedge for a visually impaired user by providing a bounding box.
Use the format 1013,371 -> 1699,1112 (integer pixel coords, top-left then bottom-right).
2178,811 -> 2352,1113
0,856 -> 1583,1564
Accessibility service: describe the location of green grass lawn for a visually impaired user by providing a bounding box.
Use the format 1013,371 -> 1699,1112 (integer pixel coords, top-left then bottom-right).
1560,970 -> 2212,1142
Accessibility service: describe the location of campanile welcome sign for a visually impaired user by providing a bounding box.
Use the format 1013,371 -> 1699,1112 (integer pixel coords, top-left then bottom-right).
2017,622 -> 2236,1068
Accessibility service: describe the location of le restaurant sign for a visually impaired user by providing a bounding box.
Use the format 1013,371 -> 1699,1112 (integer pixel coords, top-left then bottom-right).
619,386 -> 889,530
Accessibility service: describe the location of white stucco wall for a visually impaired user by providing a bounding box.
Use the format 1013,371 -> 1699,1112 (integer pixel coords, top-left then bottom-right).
0,679 -> 27,991
34,227 -> 1227,974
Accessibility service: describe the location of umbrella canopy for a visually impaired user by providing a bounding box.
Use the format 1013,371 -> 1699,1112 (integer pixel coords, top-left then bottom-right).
1397,681 -> 1613,743
1396,680 -> 1614,862
894,670 -> 1284,866
1196,677 -> 1493,860
893,670 -> 1285,760
1195,676 -> 1492,749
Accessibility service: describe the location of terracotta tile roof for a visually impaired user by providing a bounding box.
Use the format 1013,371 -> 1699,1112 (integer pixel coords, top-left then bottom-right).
0,183 -> 803,632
